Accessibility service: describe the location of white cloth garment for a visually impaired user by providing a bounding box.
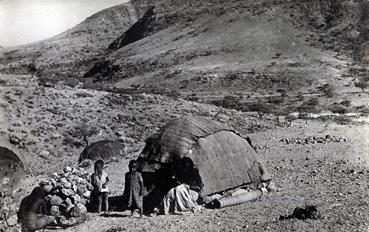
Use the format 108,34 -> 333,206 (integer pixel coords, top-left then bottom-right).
163,184 -> 201,215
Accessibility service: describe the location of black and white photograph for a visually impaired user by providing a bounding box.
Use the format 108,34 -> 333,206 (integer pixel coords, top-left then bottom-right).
0,0 -> 369,231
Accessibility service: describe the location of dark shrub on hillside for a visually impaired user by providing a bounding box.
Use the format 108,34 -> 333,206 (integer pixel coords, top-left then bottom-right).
27,63 -> 37,73
354,81 -> 369,92
297,91 -> 305,101
84,60 -> 120,78
185,94 -> 199,102
243,100 -> 274,119
277,89 -> 287,97
166,90 -> 181,100
0,79 -> 7,86
211,95 -> 241,109
332,115 -> 352,125
297,98 -> 319,113
222,95 -> 240,108
340,99 -> 351,107
38,76 -> 57,87
66,124 -> 99,146
328,103 -> 347,114
267,96 -> 284,104
317,84 -> 334,98
63,78 -> 80,88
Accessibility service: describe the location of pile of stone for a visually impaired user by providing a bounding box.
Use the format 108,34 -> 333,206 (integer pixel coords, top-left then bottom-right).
43,166 -> 92,218
280,135 -> 348,145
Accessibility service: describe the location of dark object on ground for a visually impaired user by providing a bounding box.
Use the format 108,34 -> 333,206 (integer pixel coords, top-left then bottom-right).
279,205 -> 321,220
79,140 -> 126,163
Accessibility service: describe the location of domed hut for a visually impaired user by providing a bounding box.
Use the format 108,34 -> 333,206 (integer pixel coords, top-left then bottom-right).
0,141 -> 26,194
79,140 -> 126,163
138,116 -> 271,201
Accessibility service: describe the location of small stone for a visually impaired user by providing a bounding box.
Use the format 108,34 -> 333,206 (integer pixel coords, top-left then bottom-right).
39,150 -> 50,159
50,206 -> 60,216
64,172 -> 71,179
7,215 -> 18,226
52,172 -> 59,178
77,184 -> 87,196
83,190 -> 91,198
8,203 -> 17,214
86,183 -> 93,191
64,166 -> 72,173
84,174 -> 91,182
266,181 -> 279,192
79,198 -> 87,205
71,167 -> 78,174
63,198 -> 75,212
43,184 -> 53,193
63,181 -> 72,189
61,188 -> 75,196
65,197 -> 73,205
70,203 -> 87,217
50,195 -> 63,206
67,174 -> 75,182
1,203 -> 9,215
72,194 -> 81,203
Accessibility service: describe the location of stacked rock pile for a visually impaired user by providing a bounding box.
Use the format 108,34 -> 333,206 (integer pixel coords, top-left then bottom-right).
43,166 -> 91,218
280,135 -> 348,145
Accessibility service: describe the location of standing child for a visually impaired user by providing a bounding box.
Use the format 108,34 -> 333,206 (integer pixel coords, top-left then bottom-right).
123,160 -> 144,218
91,159 -> 109,214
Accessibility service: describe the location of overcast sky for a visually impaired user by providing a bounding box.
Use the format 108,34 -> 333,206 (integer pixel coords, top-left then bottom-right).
0,0 -> 128,47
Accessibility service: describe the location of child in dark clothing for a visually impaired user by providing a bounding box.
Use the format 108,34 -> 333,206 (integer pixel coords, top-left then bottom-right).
123,160 -> 144,218
91,159 -> 110,214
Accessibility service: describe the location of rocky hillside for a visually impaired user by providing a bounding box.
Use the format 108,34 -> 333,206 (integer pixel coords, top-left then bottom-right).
0,74 -> 275,175
83,0 -> 364,93
1,0 -> 369,117
0,2 -> 141,78
0,0 -> 366,90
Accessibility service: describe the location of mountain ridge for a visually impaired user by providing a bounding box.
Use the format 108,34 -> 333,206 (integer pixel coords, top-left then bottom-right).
0,1 -> 144,78
0,0 -> 368,101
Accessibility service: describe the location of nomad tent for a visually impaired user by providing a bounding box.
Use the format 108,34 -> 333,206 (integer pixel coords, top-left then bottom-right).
138,116 -> 271,197
0,140 -> 26,194
79,140 -> 126,163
